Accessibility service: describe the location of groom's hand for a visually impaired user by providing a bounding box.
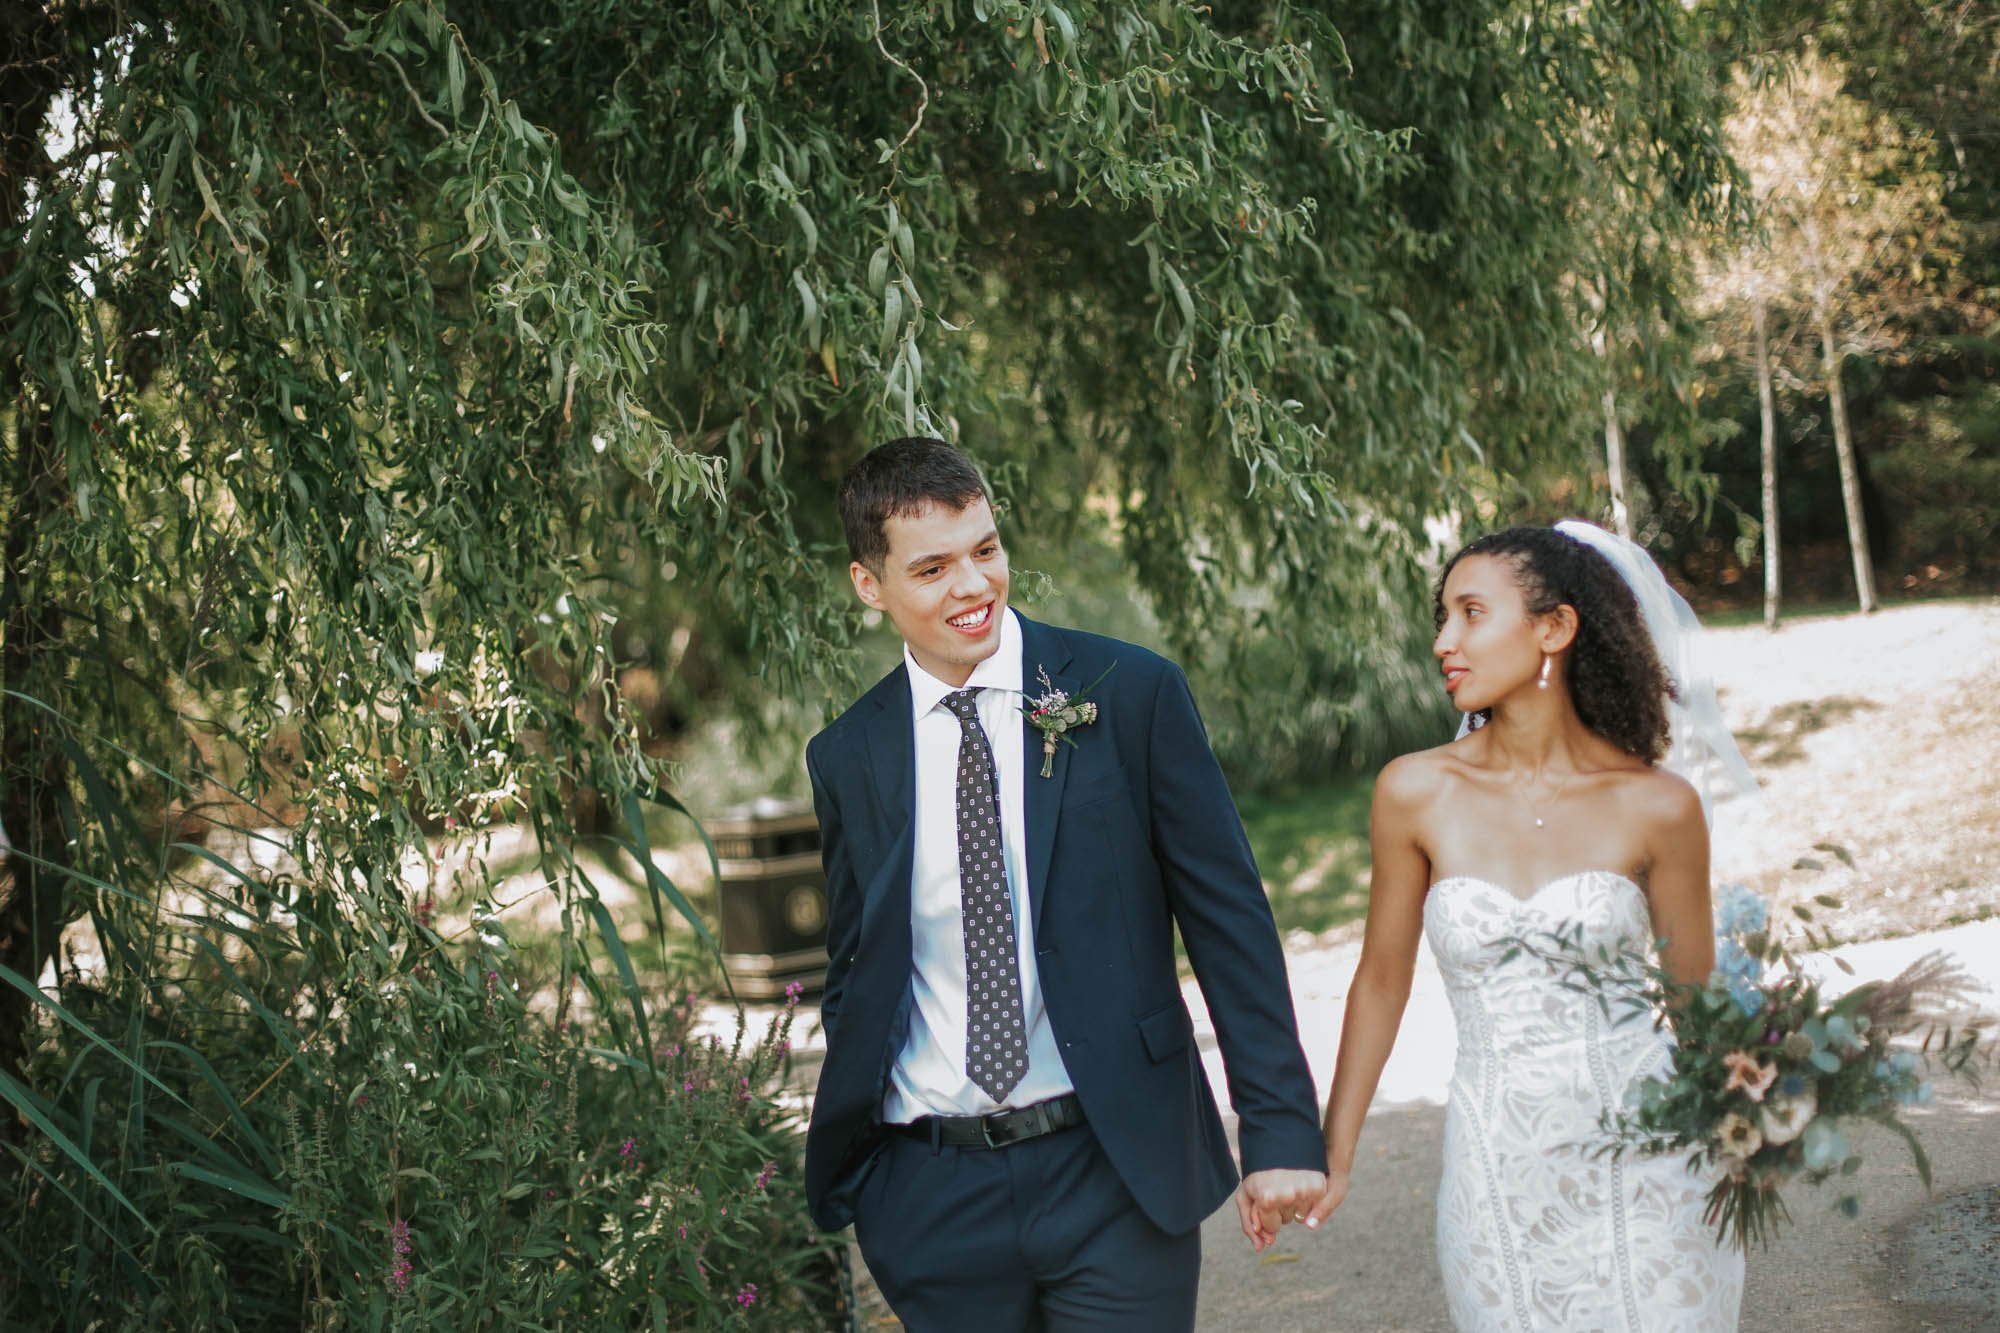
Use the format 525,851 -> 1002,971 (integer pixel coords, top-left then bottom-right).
1235,1168 -> 1327,1251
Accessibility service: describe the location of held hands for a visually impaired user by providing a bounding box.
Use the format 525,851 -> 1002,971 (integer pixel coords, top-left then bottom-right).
1302,1165 -> 1350,1231
1234,1168 -> 1328,1251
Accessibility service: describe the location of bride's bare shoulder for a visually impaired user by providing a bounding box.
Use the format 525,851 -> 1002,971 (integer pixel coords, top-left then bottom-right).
1375,743 -> 1466,812
1621,763 -> 1705,835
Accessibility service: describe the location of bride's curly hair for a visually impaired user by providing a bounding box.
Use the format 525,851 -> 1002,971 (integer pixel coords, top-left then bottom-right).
1437,526 -> 1679,762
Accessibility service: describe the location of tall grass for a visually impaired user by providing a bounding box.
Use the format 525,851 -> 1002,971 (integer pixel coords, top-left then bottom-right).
0,695 -> 842,1330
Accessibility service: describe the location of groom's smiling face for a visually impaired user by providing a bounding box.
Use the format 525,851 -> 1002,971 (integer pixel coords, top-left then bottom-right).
851,496 -> 1010,688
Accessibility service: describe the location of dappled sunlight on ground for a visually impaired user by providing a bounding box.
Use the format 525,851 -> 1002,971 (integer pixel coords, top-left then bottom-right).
1704,600 -> 2000,941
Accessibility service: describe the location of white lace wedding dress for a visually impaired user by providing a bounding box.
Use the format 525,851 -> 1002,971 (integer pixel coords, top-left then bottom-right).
1424,870 -> 1744,1332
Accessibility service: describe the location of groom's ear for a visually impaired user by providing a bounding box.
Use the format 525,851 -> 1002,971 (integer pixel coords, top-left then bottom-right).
850,560 -> 885,609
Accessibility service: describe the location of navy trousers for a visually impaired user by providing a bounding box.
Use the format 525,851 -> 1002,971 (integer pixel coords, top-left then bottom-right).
851,1121 -> 1201,1332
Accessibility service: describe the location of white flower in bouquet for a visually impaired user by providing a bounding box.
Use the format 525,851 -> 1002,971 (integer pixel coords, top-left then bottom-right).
1714,1112 -> 1763,1158
1758,1090 -> 1817,1145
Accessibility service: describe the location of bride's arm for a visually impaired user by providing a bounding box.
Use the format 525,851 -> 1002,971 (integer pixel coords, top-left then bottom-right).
1643,773 -> 1716,987
1306,753 -> 1434,1227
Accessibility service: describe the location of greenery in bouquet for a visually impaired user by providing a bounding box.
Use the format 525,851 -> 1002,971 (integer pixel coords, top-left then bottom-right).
1512,885 -> 1988,1253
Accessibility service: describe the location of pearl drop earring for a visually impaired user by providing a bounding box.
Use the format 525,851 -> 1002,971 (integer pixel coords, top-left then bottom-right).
1538,654 -> 1552,690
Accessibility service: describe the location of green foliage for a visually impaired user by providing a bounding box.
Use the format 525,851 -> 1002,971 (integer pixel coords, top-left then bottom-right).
1759,0 -> 2000,300
1234,775 -> 1374,941
2,5 -> 835,1319
456,0 -> 1748,713
1870,380 -> 2000,579
2,2 -> 1752,1321
0,712 -> 837,1329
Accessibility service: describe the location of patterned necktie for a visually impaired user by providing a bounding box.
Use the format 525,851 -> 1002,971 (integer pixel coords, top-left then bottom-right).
943,688 -> 1027,1103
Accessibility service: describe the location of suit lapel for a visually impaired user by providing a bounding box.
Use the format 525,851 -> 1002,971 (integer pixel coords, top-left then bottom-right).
861,664 -> 916,923
1018,616 -> 1075,934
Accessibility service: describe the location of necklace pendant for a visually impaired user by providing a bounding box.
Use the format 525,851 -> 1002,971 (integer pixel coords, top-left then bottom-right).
1534,817 -> 1545,828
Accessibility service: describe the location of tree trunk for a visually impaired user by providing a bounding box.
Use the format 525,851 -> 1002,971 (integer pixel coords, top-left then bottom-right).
1753,298 -> 1781,629
1602,383 -> 1634,541
1816,305 -> 1877,613
1593,326 -> 1634,541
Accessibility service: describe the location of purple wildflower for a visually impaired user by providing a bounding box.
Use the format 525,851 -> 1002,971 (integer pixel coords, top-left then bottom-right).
387,1218 -> 413,1294
736,1283 -> 758,1308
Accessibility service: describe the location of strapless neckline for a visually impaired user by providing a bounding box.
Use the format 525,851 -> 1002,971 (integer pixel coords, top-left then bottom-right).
1427,868 -> 1644,907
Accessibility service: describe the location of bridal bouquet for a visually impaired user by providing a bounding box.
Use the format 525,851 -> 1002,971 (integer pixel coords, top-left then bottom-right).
1514,885 -> 1988,1253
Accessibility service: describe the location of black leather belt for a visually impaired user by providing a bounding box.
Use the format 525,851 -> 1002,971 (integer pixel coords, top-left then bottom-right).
896,1094 -> 1086,1150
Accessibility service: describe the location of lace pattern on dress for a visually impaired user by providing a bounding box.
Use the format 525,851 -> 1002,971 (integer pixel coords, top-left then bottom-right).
1425,871 -> 1744,1333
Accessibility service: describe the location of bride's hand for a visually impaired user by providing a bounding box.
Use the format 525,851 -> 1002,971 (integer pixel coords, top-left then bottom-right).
1302,1168 -> 1351,1230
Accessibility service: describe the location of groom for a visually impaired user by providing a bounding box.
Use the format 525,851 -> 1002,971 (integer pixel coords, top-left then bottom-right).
802,438 -> 1326,1329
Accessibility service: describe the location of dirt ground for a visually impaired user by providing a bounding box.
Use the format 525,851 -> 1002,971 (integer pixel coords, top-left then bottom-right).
1700,600 -> 2000,942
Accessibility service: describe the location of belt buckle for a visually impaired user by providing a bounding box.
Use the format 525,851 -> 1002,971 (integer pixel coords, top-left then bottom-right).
979,1110 -> 1006,1149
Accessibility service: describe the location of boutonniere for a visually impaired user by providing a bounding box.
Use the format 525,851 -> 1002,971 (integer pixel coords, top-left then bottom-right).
1022,663 -> 1113,778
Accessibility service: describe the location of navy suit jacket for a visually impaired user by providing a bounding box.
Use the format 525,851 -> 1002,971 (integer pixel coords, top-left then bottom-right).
801,615 -> 1324,1235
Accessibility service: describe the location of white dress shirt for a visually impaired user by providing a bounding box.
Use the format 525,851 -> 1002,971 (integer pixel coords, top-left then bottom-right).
883,609 -> 1076,1121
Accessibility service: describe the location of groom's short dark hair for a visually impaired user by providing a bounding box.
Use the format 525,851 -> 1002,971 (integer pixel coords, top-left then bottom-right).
838,437 -> 990,573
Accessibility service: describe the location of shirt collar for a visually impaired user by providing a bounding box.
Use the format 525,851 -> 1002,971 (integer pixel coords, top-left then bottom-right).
905,608 -> 1024,719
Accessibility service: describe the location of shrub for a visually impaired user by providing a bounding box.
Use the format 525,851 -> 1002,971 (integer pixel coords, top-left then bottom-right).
1,765 -> 842,1331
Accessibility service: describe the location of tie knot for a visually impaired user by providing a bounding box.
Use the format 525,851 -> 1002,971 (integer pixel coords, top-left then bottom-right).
943,688 -> 984,721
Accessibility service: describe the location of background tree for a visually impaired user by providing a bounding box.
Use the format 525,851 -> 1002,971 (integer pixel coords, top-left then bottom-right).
1698,82 -> 1793,628
1709,49 -> 1959,614
1,0 -> 1747,1322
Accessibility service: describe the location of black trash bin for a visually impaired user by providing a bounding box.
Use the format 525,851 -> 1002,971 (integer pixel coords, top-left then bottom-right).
711,796 -> 828,1000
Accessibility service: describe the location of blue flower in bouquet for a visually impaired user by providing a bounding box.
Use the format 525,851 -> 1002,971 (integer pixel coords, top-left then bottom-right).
1715,884 -> 1768,937
1724,974 -> 1762,1018
1800,1118 -> 1850,1172
1712,938 -> 1765,1017
1873,1053 -> 1917,1082
1798,1016 -> 1863,1072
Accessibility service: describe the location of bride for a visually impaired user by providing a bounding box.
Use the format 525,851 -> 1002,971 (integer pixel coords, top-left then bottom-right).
1305,523 -> 1748,1331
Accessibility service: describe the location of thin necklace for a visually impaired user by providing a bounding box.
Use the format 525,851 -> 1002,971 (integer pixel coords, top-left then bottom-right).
1522,766 -> 1573,830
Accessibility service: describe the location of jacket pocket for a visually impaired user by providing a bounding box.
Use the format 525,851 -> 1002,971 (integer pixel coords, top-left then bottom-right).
1136,1001 -> 1193,1063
